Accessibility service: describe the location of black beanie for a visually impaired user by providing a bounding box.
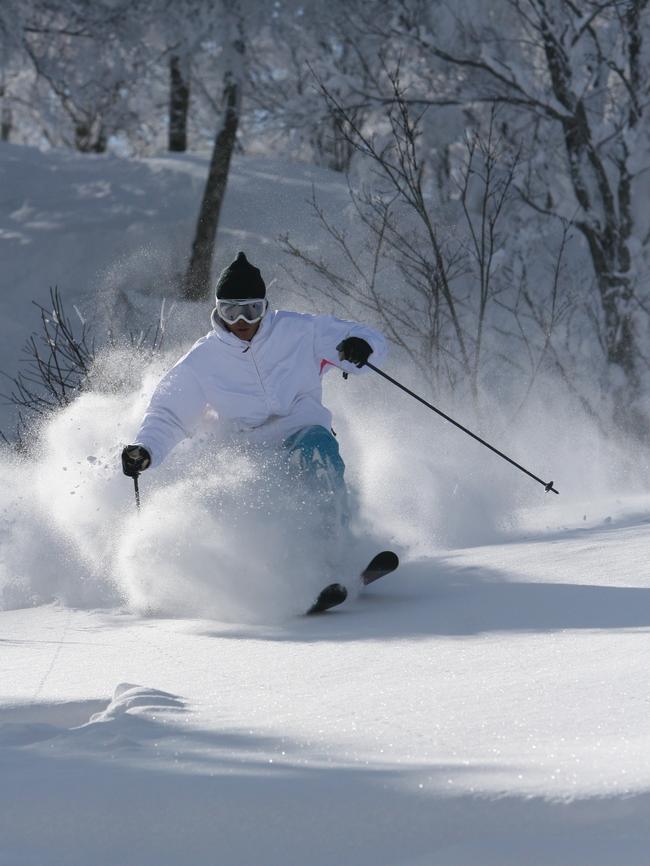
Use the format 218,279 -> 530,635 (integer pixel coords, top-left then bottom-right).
215,251 -> 266,300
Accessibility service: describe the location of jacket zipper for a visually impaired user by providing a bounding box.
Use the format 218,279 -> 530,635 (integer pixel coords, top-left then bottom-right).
249,344 -> 272,409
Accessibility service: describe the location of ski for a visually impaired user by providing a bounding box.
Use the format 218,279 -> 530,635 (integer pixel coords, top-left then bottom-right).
361,550 -> 399,585
307,551 -> 400,614
307,582 -> 348,614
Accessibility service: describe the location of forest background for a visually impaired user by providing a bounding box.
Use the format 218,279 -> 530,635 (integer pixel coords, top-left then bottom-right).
1,0 -> 649,452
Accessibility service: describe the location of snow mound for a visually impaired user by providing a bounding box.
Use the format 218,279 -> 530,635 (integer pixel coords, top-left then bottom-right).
88,683 -> 185,722
0,684 -> 185,751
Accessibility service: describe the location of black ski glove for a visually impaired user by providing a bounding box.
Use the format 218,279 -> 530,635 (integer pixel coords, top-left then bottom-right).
336,337 -> 373,368
121,445 -> 151,477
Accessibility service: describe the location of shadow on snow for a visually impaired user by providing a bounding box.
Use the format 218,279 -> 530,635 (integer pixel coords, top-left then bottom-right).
0,693 -> 648,866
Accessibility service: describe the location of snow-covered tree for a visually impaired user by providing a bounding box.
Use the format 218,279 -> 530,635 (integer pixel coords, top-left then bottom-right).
0,0 -> 30,143
283,0 -> 650,433
144,0 -> 226,154
376,0 -> 650,432
17,1 -> 149,152
246,0 -> 378,171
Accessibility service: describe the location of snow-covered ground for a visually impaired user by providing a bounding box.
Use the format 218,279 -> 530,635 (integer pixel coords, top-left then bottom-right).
3,506 -> 650,866
1,143 -> 650,865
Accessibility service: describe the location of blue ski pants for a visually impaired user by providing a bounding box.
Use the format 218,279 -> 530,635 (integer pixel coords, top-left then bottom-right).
282,425 -> 349,531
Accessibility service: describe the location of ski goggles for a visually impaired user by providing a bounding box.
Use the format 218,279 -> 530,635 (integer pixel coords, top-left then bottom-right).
216,298 -> 268,324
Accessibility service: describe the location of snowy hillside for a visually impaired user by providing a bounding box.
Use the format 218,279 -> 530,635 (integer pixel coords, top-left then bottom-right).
0,142 -> 351,433
2,144 -> 650,865
3,508 -> 650,866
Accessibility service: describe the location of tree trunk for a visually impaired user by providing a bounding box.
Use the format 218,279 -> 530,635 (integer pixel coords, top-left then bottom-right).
183,31 -> 244,301
0,82 -> 11,142
1,104 -> 10,142
74,120 -> 107,153
538,15 -> 644,432
169,55 -> 190,152
582,231 -> 642,431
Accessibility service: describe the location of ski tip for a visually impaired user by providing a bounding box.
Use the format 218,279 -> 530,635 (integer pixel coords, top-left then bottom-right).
381,550 -> 399,568
306,582 -> 348,615
367,550 -> 399,570
361,550 -> 399,586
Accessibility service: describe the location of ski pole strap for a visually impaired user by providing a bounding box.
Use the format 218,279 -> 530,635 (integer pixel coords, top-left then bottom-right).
365,362 -> 559,495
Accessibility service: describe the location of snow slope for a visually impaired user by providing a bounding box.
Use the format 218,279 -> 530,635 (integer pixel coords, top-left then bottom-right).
0,141 -> 350,433
1,143 -> 650,865
2,508 -> 650,866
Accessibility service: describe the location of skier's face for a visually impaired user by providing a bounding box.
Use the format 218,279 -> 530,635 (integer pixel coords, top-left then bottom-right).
225,319 -> 261,342
217,297 -> 266,342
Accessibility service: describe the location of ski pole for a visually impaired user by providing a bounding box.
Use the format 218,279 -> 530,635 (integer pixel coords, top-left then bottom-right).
365,361 -> 559,495
133,473 -> 141,510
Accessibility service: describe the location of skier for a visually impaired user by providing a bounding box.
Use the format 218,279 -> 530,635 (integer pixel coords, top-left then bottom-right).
121,251 -> 387,553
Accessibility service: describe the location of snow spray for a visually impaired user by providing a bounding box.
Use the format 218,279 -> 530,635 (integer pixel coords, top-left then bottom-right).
0,352 -> 647,617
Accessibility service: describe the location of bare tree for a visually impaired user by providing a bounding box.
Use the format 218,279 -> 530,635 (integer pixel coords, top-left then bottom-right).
0,0 -> 30,144
0,83 -> 11,141
168,53 -> 190,152
358,0 -> 650,433
246,0 -> 375,171
493,217 -> 589,421
0,288 -> 95,419
283,75 -> 525,410
183,0 -> 245,300
152,0 -> 223,154
20,0 -> 145,153
0,288 -> 167,446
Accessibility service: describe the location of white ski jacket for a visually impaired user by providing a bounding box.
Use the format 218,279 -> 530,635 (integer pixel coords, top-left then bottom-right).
135,309 -> 388,467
